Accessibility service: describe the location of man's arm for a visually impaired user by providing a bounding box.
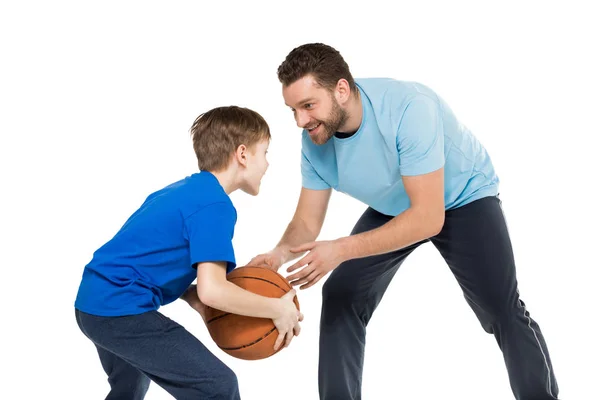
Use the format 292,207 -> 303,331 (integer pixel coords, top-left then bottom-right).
276,187 -> 332,262
286,168 -> 445,289
337,168 -> 445,259
247,187 -> 331,269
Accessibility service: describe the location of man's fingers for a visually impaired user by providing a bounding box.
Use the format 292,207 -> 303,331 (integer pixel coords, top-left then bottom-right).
291,269 -> 319,287
287,266 -> 313,283
287,255 -> 311,273
300,273 -> 323,290
246,256 -> 264,267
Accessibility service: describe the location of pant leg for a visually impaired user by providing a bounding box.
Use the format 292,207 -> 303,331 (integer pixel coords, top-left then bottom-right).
319,207 -> 426,400
76,309 -> 151,400
96,346 -> 151,400
76,308 -> 240,400
430,196 -> 559,399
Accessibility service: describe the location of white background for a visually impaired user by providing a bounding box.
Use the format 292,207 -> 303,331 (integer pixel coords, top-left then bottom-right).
1,1 -> 598,399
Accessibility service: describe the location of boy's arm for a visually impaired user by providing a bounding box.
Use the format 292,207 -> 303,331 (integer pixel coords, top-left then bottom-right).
180,284 -> 207,321
195,261 -> 302,350
195,262 -> 285,318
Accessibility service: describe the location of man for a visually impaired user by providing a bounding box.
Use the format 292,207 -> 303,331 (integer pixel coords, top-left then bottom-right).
248,43 -> 558,399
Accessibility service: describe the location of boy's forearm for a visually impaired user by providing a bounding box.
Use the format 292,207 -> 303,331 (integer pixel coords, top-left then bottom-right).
199,281 -> 282,319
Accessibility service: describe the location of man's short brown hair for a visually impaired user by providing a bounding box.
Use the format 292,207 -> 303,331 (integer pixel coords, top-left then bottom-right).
277,43 -> 357,92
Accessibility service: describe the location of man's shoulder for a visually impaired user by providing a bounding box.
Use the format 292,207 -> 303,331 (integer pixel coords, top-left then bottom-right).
356,78 -> 435,103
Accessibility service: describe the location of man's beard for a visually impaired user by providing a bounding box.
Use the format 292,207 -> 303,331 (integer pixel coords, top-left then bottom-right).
309,99 -> 348,145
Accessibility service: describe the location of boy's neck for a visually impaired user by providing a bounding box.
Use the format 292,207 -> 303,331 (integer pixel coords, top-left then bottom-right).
208,168 -> 237,194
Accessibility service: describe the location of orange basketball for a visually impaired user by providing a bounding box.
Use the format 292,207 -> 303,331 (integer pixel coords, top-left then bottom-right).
204,266 -> 300,360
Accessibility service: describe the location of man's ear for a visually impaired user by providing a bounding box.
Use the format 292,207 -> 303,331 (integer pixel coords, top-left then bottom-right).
235,144 -> 248,167
335,78 -> 351,104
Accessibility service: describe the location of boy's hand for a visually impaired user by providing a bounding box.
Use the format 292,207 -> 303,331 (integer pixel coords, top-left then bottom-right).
247,248 -> 287,272
272,289 -> 303,351
181,285 -> 208,322
190,298 -> 209,322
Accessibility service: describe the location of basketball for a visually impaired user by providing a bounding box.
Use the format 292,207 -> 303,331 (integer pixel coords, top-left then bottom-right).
204,265 -> 300,360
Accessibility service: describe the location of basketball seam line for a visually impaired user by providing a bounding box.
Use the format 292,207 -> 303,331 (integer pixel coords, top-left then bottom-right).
218,327 -> 278,351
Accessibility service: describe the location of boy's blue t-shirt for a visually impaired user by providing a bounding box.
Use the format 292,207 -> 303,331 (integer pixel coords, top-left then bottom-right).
301,78 -> 500,216
74,171 -> 237,317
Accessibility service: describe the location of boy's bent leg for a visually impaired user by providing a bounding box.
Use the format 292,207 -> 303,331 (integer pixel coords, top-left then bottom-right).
430,196 -> 559,399
319,207 -> 426,400
76,309 -> 150,400
76,309 -> 240,400
96,346 -> 150,400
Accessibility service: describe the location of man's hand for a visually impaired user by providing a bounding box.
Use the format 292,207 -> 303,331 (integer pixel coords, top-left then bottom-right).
286,240 -> 347,290
246,248 -> 287,272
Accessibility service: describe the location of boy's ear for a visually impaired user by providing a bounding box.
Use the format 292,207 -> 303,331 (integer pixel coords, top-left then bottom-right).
235,144 -> 248,167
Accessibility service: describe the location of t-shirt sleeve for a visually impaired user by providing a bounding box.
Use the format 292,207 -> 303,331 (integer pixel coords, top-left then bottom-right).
184,201 -> 237,273
301,148 -> 331,190
396,95 -> 445,176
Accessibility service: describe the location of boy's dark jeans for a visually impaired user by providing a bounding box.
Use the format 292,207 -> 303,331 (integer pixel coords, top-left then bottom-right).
75,308 -> 240,400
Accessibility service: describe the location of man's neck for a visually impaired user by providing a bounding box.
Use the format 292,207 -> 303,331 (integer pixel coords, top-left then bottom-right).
336,90 -> 362,137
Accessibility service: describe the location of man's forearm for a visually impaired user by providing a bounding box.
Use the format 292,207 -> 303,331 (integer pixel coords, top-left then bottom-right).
275,218 -> 320,263
337,207 -> 444,261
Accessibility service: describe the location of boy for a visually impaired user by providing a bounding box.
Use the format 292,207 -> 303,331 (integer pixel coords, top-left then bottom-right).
74,106 -> 303,399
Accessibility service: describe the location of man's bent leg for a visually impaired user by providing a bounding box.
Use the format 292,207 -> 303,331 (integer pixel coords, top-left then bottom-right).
319,207 -> 426,400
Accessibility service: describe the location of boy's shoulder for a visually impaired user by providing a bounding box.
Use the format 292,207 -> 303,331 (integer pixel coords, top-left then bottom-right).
144,171 -> 234,220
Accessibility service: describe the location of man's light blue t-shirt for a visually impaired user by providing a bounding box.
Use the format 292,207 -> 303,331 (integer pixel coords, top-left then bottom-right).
301,78 -> 499,216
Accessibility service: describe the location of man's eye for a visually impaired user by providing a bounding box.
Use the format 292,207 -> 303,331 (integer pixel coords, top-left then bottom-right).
305,104 -> 313,109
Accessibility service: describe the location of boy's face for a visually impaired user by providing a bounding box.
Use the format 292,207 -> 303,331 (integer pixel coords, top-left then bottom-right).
240,138 -> 270,196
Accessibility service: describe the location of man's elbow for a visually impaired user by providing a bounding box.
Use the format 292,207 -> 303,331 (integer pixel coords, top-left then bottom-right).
429,211 -> 445,236
418,206 -> 444,238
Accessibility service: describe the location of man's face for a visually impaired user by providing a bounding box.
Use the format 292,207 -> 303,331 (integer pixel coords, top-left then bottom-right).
282,75 -> 347,145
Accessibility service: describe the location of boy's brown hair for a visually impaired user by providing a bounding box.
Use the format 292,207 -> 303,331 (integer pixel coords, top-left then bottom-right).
190,106 -> 270,171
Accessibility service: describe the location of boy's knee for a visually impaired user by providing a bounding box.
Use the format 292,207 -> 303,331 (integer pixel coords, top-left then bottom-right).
211,366 -> 239,398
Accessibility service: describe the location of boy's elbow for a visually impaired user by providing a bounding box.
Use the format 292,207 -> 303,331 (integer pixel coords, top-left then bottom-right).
197,283 -> 222,309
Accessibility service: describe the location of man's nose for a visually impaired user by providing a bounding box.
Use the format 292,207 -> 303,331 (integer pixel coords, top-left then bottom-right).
295,110 -> 309,128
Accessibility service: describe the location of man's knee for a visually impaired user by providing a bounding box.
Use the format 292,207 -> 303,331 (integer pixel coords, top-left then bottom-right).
322,260 -> 363,303
465,294 -> 520,332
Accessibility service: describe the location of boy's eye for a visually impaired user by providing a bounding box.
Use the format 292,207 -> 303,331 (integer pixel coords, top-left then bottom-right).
304,103 -> 313,109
